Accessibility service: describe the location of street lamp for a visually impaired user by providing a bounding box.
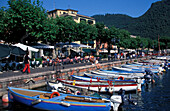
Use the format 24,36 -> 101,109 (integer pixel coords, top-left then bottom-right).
140,43 -> 143,57
118,38 -> 120,54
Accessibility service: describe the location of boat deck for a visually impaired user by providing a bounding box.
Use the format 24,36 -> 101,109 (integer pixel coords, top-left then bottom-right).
11,88 -> 108,103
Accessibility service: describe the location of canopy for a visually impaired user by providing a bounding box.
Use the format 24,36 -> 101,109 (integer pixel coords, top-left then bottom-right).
13,43 -> 39,52
71,49 -> 84,53
31,43 -> 54,49
10,46 -> 26,56
82,49 -> 96,54
0,44 -> 11,59
0,44 -> 26,59
56,42 -> 91,48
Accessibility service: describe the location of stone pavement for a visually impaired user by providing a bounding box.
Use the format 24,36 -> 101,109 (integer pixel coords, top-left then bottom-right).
0,59 -> 115,78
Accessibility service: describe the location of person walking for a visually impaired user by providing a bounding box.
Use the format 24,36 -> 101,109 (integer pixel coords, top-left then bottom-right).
53,56 -> 61,76
22,52 -> 30,74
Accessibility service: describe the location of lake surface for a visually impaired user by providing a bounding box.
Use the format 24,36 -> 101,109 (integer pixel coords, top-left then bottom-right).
0,70 -> 170,111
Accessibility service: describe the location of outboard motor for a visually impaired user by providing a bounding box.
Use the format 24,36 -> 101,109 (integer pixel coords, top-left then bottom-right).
145,69 -> 153,75
118,88 -> 126,103
116,88 -> 137,107
144,69 -> 159,84
110,95 -> 122,111
164,61 -> 168,70
144,74 -> 152,84
144,69 -> 152,84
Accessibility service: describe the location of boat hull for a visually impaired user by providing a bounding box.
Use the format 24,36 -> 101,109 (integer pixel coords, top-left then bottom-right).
57,79 -> 138,92
8,87 -> 112,111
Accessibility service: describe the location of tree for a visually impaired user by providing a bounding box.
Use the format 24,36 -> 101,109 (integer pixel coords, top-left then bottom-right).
118,29 -> 130,50
0,0 -> 47,44
95,23 -> 105,55
41,17 -> 59,44
159,36 -> 170,49
76,21 -> 92,43
0,7 -> 9,42
56,16 -> 77,43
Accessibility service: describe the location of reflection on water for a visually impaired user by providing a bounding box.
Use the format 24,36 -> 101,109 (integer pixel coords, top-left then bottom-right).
0,71 -> 170,111
121,70 -> 170,111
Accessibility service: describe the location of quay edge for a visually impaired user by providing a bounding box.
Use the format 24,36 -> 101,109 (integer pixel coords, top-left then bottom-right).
0,58 -> 148,97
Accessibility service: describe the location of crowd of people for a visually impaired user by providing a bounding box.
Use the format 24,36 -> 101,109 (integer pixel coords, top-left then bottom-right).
0,50 -> 155,74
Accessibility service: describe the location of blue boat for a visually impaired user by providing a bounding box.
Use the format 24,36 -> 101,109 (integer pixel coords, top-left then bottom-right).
71,75 -> 136,83
121,65 -> 159,73
8,87 -> 115,111
112,67 -> 145,73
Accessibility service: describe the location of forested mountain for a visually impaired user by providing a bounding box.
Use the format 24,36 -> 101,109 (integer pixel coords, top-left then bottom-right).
92,0 -> 170,39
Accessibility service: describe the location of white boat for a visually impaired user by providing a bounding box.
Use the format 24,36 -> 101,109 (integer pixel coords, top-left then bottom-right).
56,78 -> 140,92
91,70 -> 144,78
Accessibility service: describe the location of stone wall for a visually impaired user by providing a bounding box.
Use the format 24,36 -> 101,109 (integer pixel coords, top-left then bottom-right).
0,58 -> 143,96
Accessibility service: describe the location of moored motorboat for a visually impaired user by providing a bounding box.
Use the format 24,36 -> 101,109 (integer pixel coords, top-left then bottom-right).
71,75 -> 137,83
56,78 -> 140,93
121,64 -> 161,73
92,70 -> 145,78
8,87 -> 122,111
84,73 -> 145,85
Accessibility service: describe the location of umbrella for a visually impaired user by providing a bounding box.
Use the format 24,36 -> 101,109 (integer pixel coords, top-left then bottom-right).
9,46 -> 26,56
0,44 -> 11,59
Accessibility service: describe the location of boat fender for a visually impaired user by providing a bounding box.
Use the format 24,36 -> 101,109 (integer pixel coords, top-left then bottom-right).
74,91 -> 81,95
60,102 -> 71,107
2,94 -> 9,103
50,92 -> 60,98
31,99 -> 42,105
118,76 -> 124,80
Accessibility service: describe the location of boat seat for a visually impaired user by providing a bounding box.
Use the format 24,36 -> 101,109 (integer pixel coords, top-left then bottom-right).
64,96 -> 105,103
39,93 -> 51,99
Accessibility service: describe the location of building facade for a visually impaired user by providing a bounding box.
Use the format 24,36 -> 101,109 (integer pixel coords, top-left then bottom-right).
47,9 -> 95,24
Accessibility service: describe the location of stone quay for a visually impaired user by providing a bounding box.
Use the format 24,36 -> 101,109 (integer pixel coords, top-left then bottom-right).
0,58 -> 147,97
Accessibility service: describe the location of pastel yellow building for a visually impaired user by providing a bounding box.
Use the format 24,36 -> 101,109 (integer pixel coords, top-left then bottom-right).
47,9 -> 96,24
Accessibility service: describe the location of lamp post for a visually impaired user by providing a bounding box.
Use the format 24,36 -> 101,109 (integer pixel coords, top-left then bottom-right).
152,44 -> 154,56
140,43 -> 143,57
118,38 -> 120,54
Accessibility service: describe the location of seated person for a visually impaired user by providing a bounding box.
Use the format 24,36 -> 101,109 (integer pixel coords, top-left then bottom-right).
89,55 -> 95,64
31,58 -> 36,68
46,57 -> 50,66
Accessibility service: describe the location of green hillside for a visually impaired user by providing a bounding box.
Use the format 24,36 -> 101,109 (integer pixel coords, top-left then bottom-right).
92,0 -> 170,39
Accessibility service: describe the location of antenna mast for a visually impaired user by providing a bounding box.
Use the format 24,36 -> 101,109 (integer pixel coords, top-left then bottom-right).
158,35 -> 161,56
54,0 -> 56,9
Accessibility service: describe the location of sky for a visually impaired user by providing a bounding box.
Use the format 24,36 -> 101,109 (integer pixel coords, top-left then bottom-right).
0,0 -> 161,17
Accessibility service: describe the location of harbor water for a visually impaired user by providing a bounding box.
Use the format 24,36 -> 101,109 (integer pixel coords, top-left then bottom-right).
0,70 -> 170,111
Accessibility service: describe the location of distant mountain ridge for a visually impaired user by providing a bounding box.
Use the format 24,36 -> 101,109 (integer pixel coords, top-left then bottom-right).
92,0 -> 170,39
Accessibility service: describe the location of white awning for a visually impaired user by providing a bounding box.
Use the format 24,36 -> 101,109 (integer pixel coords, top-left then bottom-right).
56,42 -> 91,48
31,43 -> 54,49
79,44 -> 91,48
13,43 -> 39,52
100,49 -> 117,53
71,49 -> 84,53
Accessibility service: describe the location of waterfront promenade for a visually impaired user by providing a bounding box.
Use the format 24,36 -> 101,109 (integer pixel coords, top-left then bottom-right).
0,57 -> 146,96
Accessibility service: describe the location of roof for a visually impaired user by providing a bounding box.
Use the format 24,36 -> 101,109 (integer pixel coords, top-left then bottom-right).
30,43 -> 54,49
76,14 -> 95,20
47,9 -> 94,20
82,49 -> 96,53
56,42 -> 91,48
13,43 -> 39,52
48,9 -> 78,13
